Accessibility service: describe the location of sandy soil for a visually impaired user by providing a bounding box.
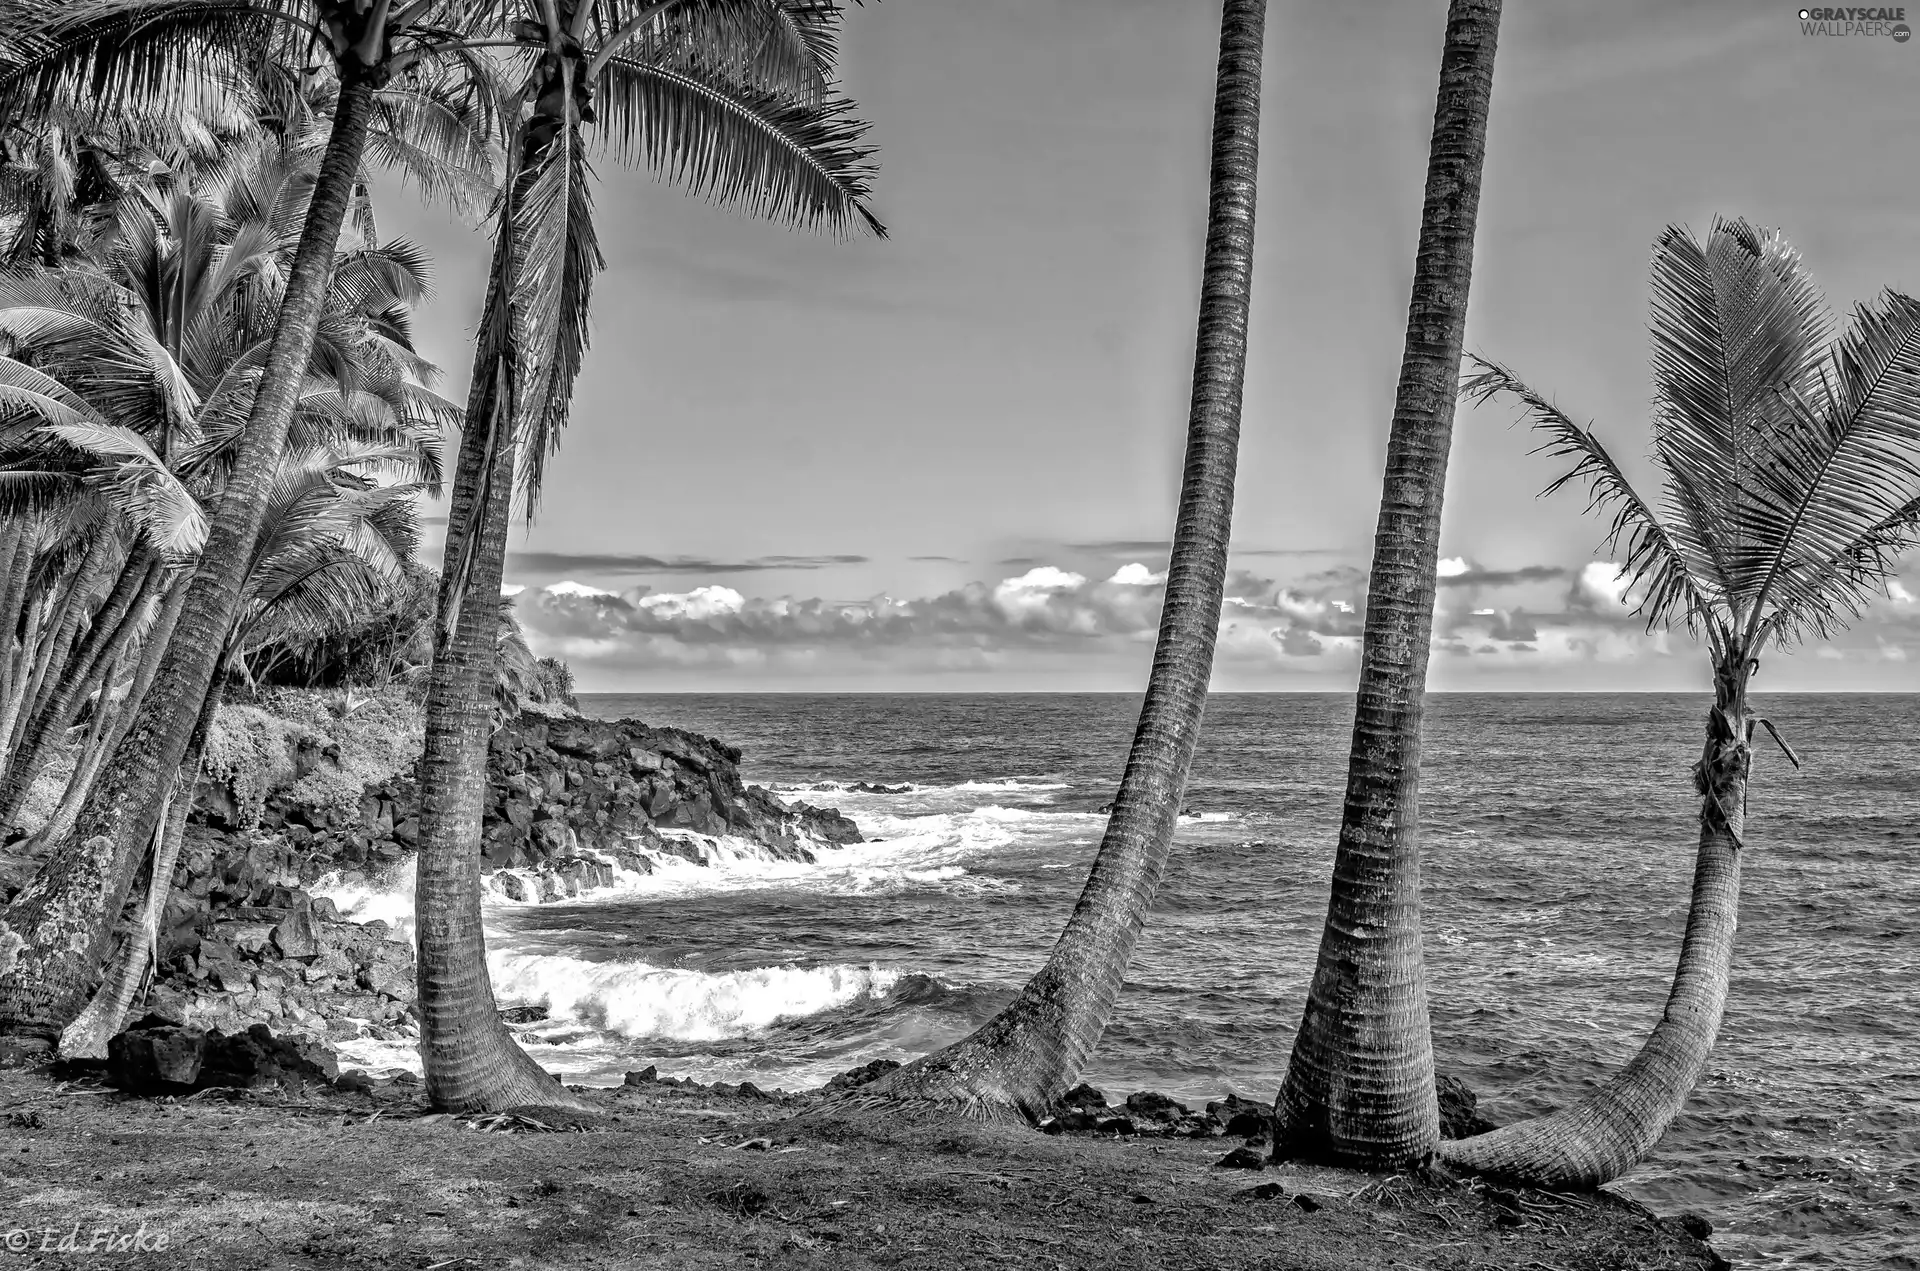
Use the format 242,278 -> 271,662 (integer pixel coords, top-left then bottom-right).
0,1069 -> 1727,1270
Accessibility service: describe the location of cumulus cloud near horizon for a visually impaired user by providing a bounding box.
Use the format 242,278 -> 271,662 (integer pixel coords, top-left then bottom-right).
509,555 -> 1918,687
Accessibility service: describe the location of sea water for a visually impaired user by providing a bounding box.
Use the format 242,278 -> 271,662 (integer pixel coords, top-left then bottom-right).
324,692 -> 1920,1270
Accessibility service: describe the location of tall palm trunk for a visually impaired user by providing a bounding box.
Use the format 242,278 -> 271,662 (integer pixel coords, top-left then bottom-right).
0,550 -> 157,829
1441,663 -> 1750,1186
59,677 -> 219,1060
0,525 -> 37,710
0,81 -> 379,1042
415,109 -> 585,1112
1273,0 -> 1501,1168
842,0 -> 1266,1123
2,531 -> 113,760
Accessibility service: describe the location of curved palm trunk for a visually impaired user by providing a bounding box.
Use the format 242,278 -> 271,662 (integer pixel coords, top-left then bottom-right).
0,80 -> 379,1041
2,531 -> 114,761
1273,0 -> 1501,1169
0,533 -> 41,729
1441,666 -> 1749,1186
58,676 -> 219,1060
57,787 -> 186,1059
415,126 -> 585,1114
842,0 -> 1266,1124
0,550 -> 158,829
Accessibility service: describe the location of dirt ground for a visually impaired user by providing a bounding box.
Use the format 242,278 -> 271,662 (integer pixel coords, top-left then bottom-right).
0,1068 -> 1727,1270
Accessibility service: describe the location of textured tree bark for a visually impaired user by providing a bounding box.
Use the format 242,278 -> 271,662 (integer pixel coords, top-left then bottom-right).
839,0 -> 1266,1124
0,80 -> 379,1039
0,550 -> 158,829
57,675 -> 217,1060
0,529 -> 40,726
1273,0 -> 1501,1169
1440,665 -> 1750,1187
0,587 -> 51,763
3,530 -> 114,762
415,111 -> 587,1113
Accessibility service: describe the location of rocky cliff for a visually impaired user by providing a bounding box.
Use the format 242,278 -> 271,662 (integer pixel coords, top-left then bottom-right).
119,703 -> 861,1055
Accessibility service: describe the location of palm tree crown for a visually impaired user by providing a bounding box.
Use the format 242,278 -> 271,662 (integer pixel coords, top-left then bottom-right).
1468,218 -> 1920,674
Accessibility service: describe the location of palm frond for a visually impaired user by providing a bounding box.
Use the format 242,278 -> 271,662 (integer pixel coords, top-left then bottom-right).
594,53 -> 884,238
1742,290 -> 1920,642
1463,355 -> 1711,631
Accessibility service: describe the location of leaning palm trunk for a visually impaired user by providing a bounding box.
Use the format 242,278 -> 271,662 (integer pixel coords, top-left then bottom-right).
58,675 -> 219,1060
57,788 -> 186,1059
1439,219 -> 1920,1186
1,531 -> 113,760
0,551 -> 158,829
1273,0 -> 1502,1169
1440,665 -> 1749,1186
0,81 -> 379,1041
841,0 -> 1266,1124
415,200 -> 584,1114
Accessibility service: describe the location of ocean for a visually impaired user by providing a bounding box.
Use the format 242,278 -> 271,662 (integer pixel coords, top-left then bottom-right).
331,692 -> 1920,1270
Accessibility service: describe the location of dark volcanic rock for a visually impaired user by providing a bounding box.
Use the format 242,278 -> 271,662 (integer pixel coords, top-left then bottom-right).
1216,1146 -> 1267,1170
1124,1090 -> 1190,1123
1057,1082 -> 1108,1111
1437,1073 -> 1497,1140
107,1017 -> 337,1094
825,1058 -> 902,1092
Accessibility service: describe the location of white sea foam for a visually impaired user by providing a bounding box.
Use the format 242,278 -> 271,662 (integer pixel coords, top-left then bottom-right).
492,951 -> 900,1042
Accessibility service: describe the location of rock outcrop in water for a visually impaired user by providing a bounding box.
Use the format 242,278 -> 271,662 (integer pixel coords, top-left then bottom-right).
6,702 -> 863,1060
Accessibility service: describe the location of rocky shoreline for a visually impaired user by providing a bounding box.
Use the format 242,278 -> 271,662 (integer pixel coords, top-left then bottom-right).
2,700 -> 863,1062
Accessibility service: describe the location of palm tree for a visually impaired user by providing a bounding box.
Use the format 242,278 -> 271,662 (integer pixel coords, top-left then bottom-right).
1271,0 -> 1502,1169
0,2 -> 495,1044
0,109 -> 460,1037
413,0 -> 884,1113
836,0 -> 1266,1124
1440,220 -> 1920,1187
0,6 -> 491,1041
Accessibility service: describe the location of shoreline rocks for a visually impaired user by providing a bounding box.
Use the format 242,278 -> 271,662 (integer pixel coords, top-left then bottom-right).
94,701 -> 864,1066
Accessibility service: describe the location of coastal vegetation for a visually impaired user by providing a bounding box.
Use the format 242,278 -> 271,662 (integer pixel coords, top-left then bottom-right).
0,2 -> 1907,1267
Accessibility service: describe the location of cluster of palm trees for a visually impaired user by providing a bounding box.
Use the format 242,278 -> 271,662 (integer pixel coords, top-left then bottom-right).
1,0 -> 1916,1202
0,0 -> 882,1104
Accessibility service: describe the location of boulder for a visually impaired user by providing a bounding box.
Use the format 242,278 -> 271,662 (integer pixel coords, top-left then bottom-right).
1437,1074 -> 1497,1140
106,1016 -> 207,1092
270,907 -> 320,960
1124,1090 -> 1189,1123
1215,1146 -> 1267,1171
824,1058 -> 901,1092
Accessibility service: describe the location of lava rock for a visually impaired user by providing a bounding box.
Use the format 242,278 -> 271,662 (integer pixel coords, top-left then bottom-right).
1215,1146 -> 1267,1171
1092,1114 -> 1138,1137
1057,1082 -> 1108,1110
1124,1090 -> 1189,1123
623,1066 -> 658,1086
106,1016 -> 208,1092
1437,1073 -> 1497,1140
825,1058 -> 901,1092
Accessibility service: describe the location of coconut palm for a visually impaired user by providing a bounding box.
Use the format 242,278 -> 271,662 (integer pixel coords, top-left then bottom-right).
1440,220 -> 1920,1187
0,132 -> 445,831
413,0 -> 884,1113
834,0 -> 1266,1124
61,444 -> 428,1058
0,0 -> 495,1042
1272,0 -> 1502,1169
0,113 -> 459,1037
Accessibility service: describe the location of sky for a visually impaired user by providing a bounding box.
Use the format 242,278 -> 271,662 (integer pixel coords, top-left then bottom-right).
379,0 -> 1920,692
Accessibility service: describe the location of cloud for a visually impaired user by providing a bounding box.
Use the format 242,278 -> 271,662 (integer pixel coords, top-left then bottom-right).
506,551 -> 868,576
910,554 -> 965,562
1438,563 -> 1571,588
509,552 -> 1920,688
